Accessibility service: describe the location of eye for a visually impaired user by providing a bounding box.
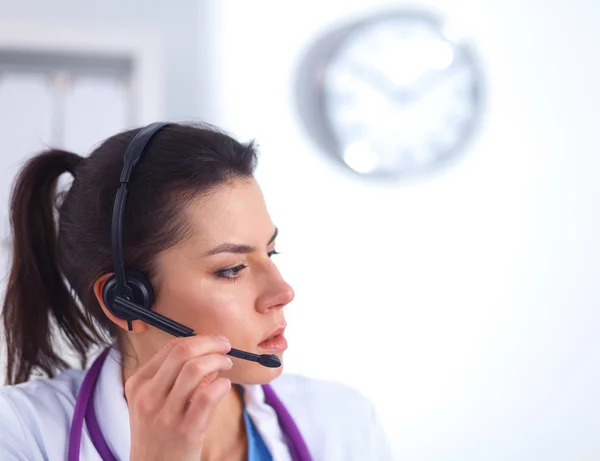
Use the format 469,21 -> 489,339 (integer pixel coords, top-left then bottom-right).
215,264 -> 248,280
268,249 -> 280,257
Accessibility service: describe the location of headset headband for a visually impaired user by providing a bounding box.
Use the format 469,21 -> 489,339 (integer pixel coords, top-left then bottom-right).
111,122 -> 170,297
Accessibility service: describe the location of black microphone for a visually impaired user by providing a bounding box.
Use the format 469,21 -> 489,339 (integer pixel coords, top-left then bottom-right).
113,297 -> 282,368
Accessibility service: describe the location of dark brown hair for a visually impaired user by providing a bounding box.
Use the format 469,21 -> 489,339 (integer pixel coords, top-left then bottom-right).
2,123 -> 257,385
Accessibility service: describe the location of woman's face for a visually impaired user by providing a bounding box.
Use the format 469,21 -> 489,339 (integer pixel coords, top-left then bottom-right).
142,177 -> 294,384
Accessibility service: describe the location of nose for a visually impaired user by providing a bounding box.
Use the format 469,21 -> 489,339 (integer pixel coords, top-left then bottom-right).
256,266 -> 295,313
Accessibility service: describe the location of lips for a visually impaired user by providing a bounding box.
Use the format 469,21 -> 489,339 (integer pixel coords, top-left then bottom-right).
258,323 -> 288,352
259,323 -> 286,344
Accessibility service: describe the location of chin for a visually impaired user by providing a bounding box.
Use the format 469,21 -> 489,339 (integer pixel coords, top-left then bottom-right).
227,355 -> 284,385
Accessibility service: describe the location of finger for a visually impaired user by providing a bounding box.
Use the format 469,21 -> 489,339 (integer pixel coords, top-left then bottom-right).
164,354 -> 233,413
148,336 -> 231,397
126,335 -> 230,396
183,377 -> 232,431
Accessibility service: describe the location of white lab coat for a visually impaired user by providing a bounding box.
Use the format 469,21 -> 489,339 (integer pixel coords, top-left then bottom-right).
0,348 -> 393,460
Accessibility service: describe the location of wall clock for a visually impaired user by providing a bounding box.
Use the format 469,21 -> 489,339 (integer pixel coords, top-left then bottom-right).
295,10 -> 483,179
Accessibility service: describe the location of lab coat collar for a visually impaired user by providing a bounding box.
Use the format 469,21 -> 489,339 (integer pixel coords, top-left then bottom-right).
92,347 -> 130,459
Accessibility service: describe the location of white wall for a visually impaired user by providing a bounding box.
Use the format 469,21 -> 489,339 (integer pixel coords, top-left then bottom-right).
209,1 -> 600,460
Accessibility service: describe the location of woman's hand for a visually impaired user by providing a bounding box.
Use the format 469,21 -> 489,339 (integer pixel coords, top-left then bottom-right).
125,335 -> 233,461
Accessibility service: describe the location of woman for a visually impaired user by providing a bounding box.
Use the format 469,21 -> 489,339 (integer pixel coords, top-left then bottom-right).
0,122 -> 392,460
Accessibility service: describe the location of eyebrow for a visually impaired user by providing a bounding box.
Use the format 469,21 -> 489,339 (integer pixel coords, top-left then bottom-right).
203,227 -> 278,257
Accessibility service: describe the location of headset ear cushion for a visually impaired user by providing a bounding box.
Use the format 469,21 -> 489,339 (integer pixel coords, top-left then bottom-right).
102,269 -> 154,321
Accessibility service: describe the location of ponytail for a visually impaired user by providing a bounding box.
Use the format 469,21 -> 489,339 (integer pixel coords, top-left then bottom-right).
2,149 -> 96,385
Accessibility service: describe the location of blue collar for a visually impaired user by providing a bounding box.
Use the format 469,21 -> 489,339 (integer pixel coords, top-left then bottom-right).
241,390 -> 273,460
237,384 -> 273,461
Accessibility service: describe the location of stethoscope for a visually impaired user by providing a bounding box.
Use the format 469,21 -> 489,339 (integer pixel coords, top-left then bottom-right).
68,348 -> 312,461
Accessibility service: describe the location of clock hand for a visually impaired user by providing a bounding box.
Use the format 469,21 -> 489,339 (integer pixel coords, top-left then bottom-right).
346,61 -> 398,96
392,63 -> 465,105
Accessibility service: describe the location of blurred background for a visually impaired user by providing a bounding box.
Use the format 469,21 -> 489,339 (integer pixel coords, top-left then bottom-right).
0,0 -> 599,460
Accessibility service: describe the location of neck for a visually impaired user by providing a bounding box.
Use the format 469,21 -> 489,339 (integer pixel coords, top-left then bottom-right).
201,385 -> 247,460
121,352 -> 247,460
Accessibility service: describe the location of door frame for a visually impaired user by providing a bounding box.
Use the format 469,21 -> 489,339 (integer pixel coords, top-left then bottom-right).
0,19 -> 165,125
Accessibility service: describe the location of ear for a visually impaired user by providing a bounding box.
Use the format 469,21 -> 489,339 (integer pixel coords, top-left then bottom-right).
93,273 -> 148,333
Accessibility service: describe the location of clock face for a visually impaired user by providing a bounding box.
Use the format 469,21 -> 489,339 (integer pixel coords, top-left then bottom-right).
296,11 -> 482,179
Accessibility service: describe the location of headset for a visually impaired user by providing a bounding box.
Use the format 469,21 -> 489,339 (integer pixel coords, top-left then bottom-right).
101,122 -> 281,368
